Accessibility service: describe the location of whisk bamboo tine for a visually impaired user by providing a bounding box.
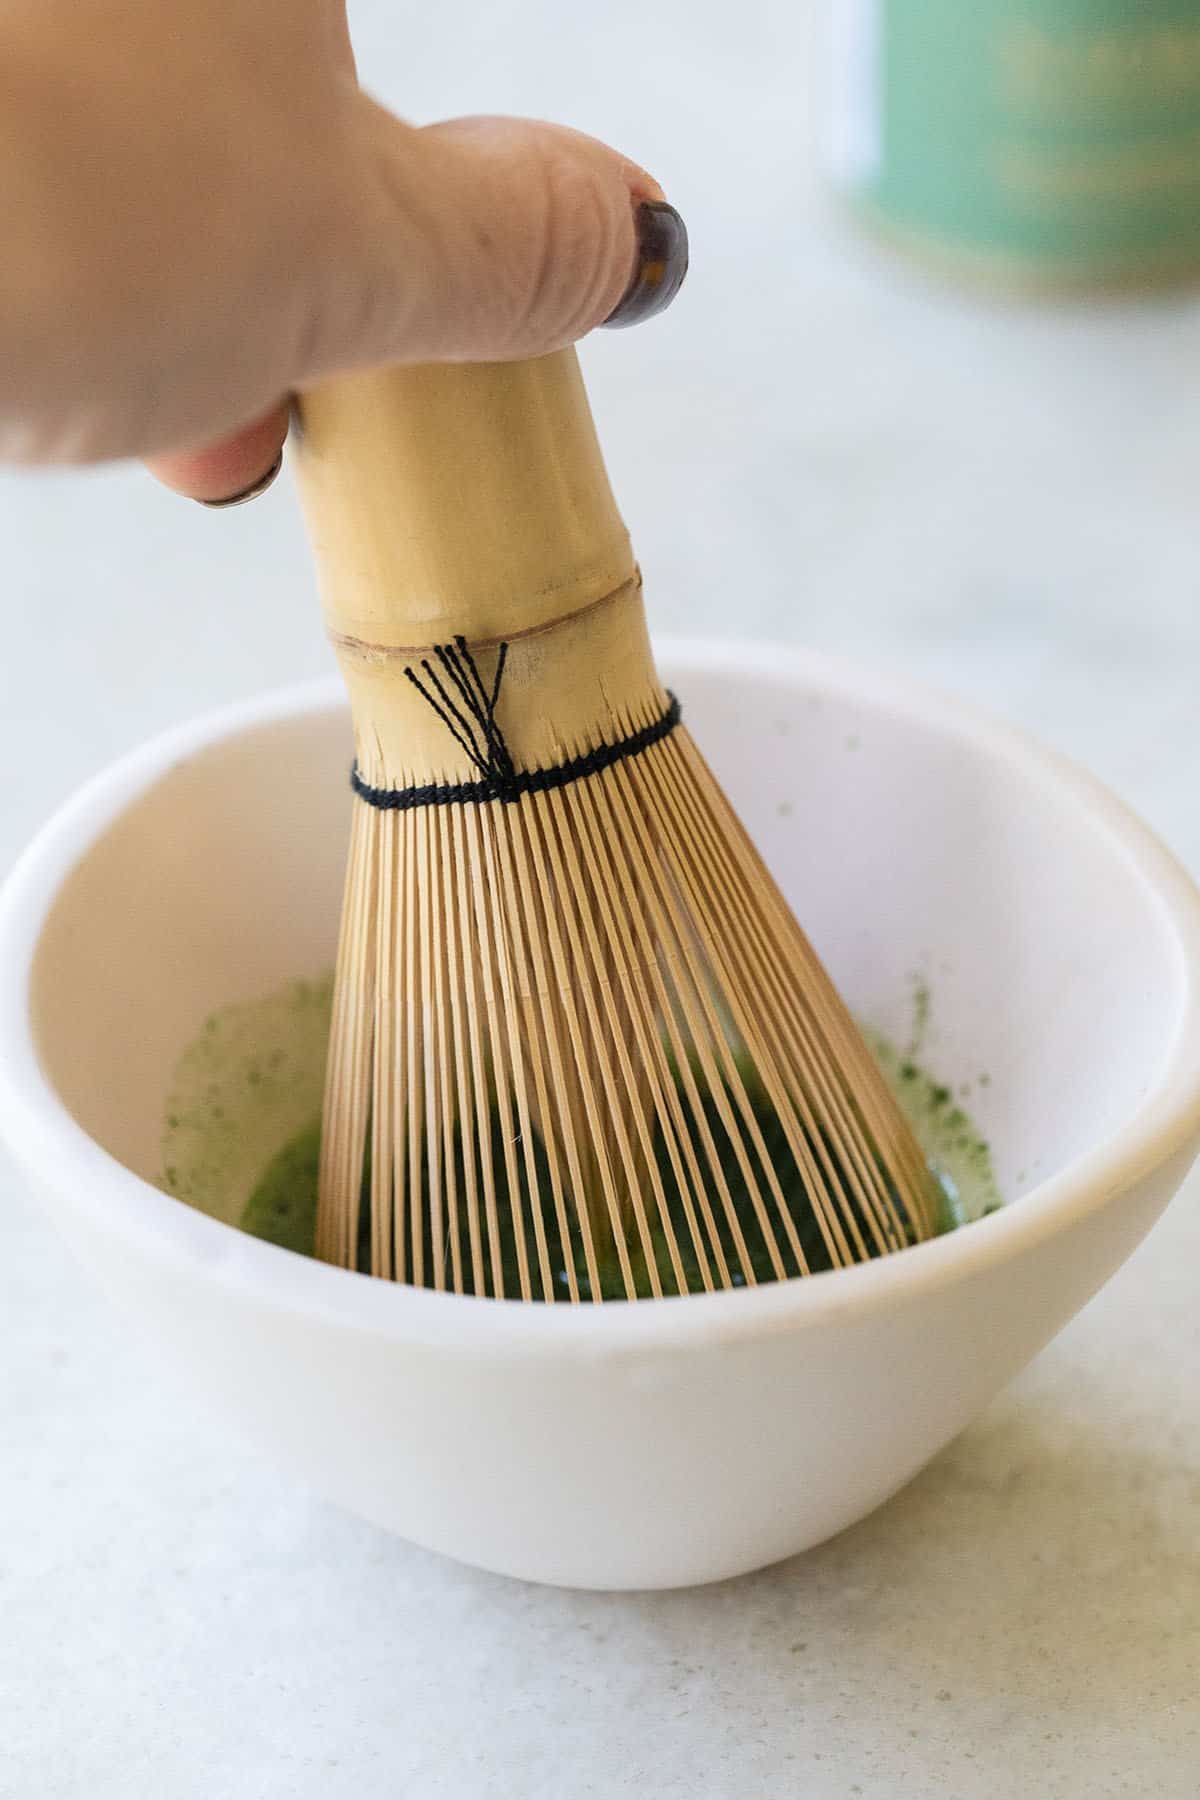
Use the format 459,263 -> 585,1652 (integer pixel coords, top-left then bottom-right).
537,780 -> 676,1296
403,809 -> 423,1288
449,806 -> 500,1296
488,808 -> 563,1303
609,752 -> 800,1280
318,801 -> 375,1269
442,809 -> 486,1297
528,789 -> 654,1299
646,734 -> 866,1268
389,813 -> 410,1281
428,810 -> 463,1294
601,755 -> 784,1283
415,808 -> 445,1289
371,807 -> 396,1278
471,807 -> 535,1302
678,731 -> 938,1240
665,730 -> 933,1247
566,775 -> 721,1293
509,807 -> 603,1301
503,803 -> 583,1302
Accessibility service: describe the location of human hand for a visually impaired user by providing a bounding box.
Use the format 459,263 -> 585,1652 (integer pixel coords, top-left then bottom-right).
0,0 -> 686,501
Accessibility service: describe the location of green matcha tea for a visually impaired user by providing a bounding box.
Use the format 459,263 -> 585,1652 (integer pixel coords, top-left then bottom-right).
160,973 -> 1001,1298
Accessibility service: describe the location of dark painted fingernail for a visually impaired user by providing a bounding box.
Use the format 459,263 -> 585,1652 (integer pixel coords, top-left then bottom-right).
603,201 -> 689,329
197,452 -> 283,508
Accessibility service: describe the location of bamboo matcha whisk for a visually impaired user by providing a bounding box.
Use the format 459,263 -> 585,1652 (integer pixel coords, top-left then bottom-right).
292,349 -> 938,1301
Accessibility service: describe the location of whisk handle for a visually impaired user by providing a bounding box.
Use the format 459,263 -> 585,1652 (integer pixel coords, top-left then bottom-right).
292,349 -> 636,653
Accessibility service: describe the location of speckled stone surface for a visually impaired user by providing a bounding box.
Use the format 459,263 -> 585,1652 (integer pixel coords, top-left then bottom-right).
2,4 -> 1199,1793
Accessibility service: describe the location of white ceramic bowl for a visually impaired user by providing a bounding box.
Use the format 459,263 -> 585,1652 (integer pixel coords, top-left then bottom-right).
3,642 -> 1200,1591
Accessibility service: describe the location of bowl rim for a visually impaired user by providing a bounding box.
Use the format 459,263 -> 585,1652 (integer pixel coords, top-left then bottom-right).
3,637 -> 1200,1356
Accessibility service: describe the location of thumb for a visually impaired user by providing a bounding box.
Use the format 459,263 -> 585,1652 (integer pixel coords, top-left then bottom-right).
319,110 -> 688,366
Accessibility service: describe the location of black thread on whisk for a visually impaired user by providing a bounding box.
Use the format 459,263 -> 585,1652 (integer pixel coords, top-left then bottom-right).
350,635 -> 681,812
401,637 -> 514,784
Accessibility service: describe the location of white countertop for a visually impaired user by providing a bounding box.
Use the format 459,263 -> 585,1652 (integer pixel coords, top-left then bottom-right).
3,4 -> 1200,1794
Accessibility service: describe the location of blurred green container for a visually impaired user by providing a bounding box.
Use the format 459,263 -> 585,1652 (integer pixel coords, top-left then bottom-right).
826,0 -> 1200,289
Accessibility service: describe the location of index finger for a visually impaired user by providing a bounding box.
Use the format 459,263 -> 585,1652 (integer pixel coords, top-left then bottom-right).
146,402 -> 289,506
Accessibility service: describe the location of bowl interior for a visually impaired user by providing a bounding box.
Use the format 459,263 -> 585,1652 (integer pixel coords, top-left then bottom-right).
27,655 -> 1188,1221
